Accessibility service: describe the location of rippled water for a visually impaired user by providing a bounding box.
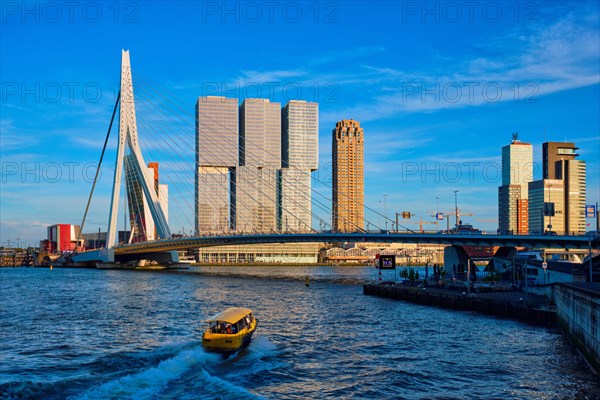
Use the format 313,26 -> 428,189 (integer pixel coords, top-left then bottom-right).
1,267 -> 597,399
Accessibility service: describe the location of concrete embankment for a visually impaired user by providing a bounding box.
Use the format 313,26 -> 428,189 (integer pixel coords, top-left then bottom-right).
363,284 -> 556,327
553,283 -> 600,373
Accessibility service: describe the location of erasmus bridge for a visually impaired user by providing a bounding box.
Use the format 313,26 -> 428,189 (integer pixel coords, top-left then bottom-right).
72,50 -> 599,268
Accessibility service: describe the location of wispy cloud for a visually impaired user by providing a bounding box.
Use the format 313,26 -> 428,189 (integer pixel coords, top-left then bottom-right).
336,10 -> 599,120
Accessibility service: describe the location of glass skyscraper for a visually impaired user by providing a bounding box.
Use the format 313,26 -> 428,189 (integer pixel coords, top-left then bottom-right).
236,99 -> 281,233
280,100 -> 318,232
195,96 -> 238,234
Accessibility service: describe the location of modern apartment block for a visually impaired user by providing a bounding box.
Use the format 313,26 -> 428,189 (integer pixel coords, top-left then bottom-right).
195,96 -> 238,234
236,99 -> 281,233
498,135 -> 532,234
280,100 -> 319,232
332,119 -> 364,233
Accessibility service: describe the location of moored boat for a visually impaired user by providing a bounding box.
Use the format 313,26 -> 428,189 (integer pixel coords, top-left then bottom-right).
202,307 -> 257,353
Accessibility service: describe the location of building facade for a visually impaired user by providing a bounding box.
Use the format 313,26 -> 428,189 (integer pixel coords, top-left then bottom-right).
332,119 -> 364,232
557,159 -> 587,234
236,99 -> 281,233
195,96 -> 239,234
498,136 -> 532,234
540,142 -> 587,235
280,100 -> 318,232
543,142 -> 578,179
528,179 -> 565,235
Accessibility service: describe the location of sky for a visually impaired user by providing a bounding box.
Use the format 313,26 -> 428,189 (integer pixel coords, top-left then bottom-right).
1,0 -> 599,245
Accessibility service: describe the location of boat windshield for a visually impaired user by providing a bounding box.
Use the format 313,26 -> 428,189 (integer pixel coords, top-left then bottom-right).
207,313 -> 253,335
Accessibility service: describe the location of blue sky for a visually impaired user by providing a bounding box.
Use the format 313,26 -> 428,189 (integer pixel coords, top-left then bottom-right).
1,1 -> 599,245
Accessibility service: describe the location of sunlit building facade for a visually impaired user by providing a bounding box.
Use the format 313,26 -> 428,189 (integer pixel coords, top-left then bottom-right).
540,142 -> 587,235
557,159 -> 587,235
195,96 -> 238,234
332,119 -> 364,233
279,100 -> 318,232
528,179 -> 565,235
498,136 -> 532,234
235,99 -> 281,233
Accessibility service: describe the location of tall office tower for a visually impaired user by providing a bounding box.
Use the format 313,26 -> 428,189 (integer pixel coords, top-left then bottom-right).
280,100 -> 318,232
541,141 -> 586,235
498,134 -> 533,234
528,179 -> 565,235
236,99 -> 281,233
556,159 -> 587,234
124,157 -> 168,242
543,142 -> 578,179
195,96 -> 238,234
332,119 -> 364,233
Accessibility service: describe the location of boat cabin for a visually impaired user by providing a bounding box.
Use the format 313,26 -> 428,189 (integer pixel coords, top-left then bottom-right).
205,307 -> 255,335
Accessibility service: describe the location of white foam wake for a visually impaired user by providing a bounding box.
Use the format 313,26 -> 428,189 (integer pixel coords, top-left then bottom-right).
74,345 -> 220,400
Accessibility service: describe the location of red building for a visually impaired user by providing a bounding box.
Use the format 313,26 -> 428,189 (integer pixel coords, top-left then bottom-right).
44,224 -> 81,253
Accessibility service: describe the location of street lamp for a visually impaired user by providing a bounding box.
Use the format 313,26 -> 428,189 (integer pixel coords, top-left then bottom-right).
378,201 -> 382,230
383,194 -> 388,232
436,196 -> 440,231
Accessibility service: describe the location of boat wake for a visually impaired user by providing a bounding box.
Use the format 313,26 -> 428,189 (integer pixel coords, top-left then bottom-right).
73,344 -> 220,399
73,338 -> 278,400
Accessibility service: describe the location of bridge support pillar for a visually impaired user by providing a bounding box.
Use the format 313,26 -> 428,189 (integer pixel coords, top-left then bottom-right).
444,245 -> 473,279
488,246 -> 518,274
112,250 -> 188,269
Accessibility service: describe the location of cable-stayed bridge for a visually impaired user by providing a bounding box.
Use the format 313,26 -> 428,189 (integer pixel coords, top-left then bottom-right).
72,51 -> 599,267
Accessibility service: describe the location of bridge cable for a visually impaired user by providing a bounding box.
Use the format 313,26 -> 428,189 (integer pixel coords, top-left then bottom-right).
132,73 -> 354,233
76,91 -> 121,250
132,70 -> 410,233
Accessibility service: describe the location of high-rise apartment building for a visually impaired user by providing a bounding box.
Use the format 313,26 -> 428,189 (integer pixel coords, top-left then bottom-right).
498,135 -> 532,234
280,100 -> 318,232
195,96 -> 238,234
236,99 -> 281,233
332,119 -> 364,232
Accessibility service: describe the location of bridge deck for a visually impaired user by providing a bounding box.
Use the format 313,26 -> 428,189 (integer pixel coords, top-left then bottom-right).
108,233 -> 599,255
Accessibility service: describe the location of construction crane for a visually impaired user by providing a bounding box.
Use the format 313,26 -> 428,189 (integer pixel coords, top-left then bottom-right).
394,214 -> 439,233
429,210 -> 474,233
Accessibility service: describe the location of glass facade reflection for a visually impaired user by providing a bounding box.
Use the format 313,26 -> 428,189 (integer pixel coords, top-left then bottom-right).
195,96 -> 238,234
280,101 -> 318,232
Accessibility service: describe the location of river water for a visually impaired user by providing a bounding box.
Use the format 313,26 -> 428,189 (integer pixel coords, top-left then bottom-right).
1,266 -> 598,399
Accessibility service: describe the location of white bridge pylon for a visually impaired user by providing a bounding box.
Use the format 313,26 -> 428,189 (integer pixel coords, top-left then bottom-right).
106,50 -> 171,248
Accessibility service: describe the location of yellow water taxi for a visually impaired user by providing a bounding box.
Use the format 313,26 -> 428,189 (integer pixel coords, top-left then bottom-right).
202,307 -> 257,353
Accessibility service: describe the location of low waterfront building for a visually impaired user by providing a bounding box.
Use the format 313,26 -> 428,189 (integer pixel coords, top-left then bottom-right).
42,224 -> 82,253
195,243 -> 322,264
321,243 -> 446,264
524,260 -> 591,286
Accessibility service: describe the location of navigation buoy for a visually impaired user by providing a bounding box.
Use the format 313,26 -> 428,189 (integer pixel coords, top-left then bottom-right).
305,276 -> 309,287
